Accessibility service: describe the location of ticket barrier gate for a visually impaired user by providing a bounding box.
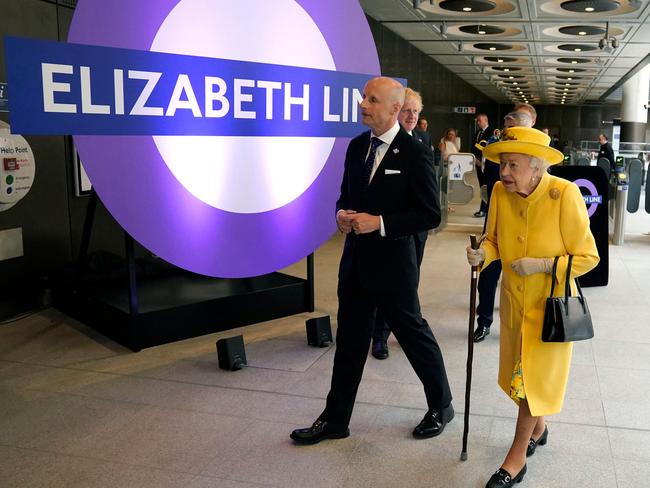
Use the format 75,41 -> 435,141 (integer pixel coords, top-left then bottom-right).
440,153 -> 476,226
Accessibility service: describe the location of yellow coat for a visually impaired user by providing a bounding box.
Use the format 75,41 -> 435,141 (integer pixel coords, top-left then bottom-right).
482,172 -> 599,416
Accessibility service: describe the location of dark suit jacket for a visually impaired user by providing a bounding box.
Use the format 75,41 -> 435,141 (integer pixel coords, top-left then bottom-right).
412,129 -> 433,149
598,142 -> 615,171
336,128 -> 440,293
471,125 -> 495,161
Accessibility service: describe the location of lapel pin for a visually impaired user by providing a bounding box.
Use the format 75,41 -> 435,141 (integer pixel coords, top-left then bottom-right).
393,148 -> 399,154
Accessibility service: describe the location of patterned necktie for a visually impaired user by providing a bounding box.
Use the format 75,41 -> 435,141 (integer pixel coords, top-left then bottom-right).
362,137 -> 383,188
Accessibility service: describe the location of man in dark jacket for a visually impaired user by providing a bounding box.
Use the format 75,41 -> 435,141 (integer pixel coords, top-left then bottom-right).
598,134 -> 615,172
290,77 -> 453,445
471,114 -> 495,218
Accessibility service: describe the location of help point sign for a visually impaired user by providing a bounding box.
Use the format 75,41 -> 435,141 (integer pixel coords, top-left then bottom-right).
5,0 -> 381,277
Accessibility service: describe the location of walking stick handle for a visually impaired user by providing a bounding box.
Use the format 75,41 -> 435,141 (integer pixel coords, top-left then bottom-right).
470,234 -> 479,250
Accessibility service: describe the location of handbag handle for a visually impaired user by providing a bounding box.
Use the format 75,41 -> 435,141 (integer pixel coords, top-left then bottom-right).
549,255 -> 587,314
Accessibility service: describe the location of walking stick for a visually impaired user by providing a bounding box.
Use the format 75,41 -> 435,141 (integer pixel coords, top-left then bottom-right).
461,234 -> 480,461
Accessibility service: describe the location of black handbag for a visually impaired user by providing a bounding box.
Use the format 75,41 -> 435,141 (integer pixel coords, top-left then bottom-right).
542,255 -> 594,342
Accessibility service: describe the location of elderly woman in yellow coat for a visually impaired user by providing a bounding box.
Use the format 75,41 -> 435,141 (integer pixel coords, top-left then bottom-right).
466,127 -> 599,488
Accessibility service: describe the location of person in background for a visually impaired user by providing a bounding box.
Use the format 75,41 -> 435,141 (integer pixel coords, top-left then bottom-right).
371,88 -> 431,360
439,128 -> 459,162
417,116 -> 428,133
472,114 -> 496,218
290,77 -> 453,446
598,133 -> 615,172
550,134 -> 560,149
466,127 -> 599,487
473,109 -> 534,343
541,128 -> 549,135
514,103 -> 537,126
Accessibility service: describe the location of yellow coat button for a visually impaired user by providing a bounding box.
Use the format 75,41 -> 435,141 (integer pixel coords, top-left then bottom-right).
520,211 -> 525,217
518,236 -> 525,243
517,285 -> 523,292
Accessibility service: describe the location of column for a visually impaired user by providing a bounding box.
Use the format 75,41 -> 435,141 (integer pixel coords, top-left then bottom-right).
620,64 -> 650,144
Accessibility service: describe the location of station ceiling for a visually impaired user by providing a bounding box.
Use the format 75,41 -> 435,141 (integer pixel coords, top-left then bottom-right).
360,0 -> 650,106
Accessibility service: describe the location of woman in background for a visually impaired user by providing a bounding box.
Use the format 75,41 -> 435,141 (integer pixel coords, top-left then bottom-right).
439,128 -> 459,161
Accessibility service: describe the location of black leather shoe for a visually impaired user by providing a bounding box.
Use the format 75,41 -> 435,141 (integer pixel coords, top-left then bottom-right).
371,340 -> 389,360
485,465 -> 527,487
526,425 -> 548,457
412,404 -> 454,439
474,210 -> 486,218
290,420 -> 350,445
473,326 -> 490,343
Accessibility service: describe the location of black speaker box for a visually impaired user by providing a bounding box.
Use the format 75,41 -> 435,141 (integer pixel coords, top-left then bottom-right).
306,316 -> 332,347
216,335 -> 247,370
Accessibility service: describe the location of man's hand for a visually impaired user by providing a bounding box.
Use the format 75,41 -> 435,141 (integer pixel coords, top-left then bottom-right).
350,213 -> 381,234
510,257 -> 552,277
336,210 -> 357,234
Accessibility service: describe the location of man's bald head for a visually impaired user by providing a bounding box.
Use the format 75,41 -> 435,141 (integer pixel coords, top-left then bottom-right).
360,77 -> 406,135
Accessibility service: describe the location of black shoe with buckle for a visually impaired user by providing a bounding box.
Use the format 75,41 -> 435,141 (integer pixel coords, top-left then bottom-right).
526,425 -> 548,457
371,340 -> 389,360
290,420 -> 350,445
485,465 -> 527,487
473,325 -> 490,343
474,210 -> 486,218
412,404 -> 454,439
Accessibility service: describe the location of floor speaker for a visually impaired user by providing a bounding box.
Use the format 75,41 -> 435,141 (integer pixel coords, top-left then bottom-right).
216,335 -> 247,370
306,316 -> 332,347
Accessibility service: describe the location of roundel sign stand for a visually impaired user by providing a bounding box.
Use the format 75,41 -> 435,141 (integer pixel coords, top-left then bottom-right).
5,0 -> 381,349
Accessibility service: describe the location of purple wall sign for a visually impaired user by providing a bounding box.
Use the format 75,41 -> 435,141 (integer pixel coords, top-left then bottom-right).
6,0 -> 380,277
574,178 -> 603,218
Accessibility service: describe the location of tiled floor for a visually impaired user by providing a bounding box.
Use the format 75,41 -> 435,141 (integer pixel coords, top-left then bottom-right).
1,215 -> 649,487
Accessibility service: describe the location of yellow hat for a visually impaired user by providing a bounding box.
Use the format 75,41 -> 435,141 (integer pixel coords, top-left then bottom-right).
482,126 -> 564,165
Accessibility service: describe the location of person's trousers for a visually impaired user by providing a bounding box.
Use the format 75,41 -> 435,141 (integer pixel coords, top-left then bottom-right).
475,164 -> 487,213
476,260 -> 502,328
372,231 -> 428,342
321,269 -> 452,428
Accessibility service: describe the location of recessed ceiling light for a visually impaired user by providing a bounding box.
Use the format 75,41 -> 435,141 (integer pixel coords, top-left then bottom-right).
504,68 -> 510,72
463,7 -> 472,11
585,6 -> 594,11
571,60 -> 578,64
440,1 -> 497,13
565,83 -> 570,86
564,88 -> 569,91
498,58 -> 503,62
509,76 -> 514,79
513,82 -> 518,85
578,31 -> 587,35
568,77 -> 573,80
489,47 -> 496,51
569,69 -> 575,73
479,30 -> 486,34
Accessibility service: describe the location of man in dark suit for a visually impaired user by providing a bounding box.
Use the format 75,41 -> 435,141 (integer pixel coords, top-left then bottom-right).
290,77 -> 453,445
471,114 -> 495,218
473,108 -> 535,343
371,87 -> 432,360
598,133 -> 615,172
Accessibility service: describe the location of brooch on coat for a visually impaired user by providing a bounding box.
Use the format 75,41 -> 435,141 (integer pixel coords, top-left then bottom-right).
549,188 -> 560,200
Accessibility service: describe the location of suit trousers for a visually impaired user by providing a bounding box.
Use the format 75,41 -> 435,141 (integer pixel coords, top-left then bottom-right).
476,259 -> 502,328
321,266 -> 452,428
372,231 -> 428,342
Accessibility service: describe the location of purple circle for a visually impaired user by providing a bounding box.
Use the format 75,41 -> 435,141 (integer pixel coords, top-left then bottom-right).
574,178 -> 599,217
68,0 -> 380,277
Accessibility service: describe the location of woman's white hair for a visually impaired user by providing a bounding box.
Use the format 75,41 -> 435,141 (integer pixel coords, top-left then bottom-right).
529,156 -> 551,172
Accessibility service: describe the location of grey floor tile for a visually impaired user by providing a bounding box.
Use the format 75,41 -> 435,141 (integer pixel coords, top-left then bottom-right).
593,340 -> 650,370
608,428 -> 650,462
244,338 -> 332,372
200,420 -> 358,487
614,459 -> 650,488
